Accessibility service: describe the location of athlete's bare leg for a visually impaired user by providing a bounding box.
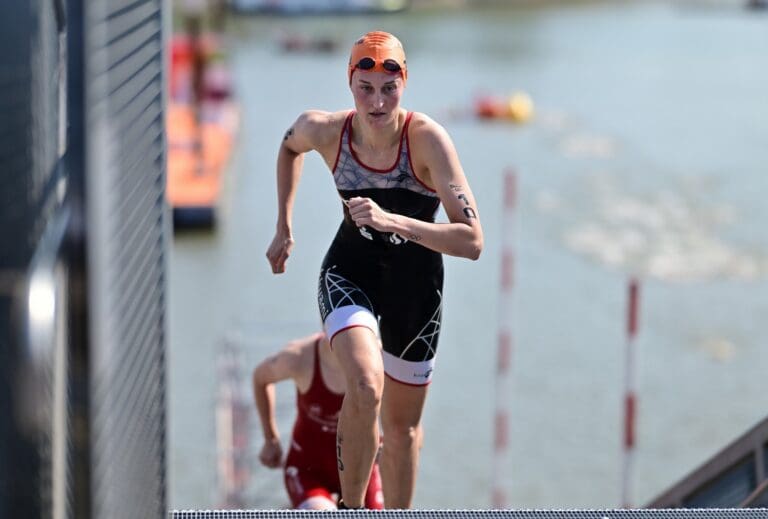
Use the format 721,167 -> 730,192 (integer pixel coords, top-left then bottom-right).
380,380 -> 428,508
331,327 -> 384,508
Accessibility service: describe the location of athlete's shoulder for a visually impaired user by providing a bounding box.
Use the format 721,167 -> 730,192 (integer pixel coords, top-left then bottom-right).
284,332 -> 323,372
407,112 -> 455,151
297,109 -> 350,127
283,333 -> 323,391
408,111 -> 439,128
294,109 -> 351,148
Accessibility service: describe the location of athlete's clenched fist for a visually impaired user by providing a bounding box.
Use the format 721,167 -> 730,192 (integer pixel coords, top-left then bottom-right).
346,196 -> 395,233
266,230 -> 295,274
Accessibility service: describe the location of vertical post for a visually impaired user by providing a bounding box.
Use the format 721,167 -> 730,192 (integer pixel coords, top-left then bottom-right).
492,169 -> 517,508
216,337 -> 251,509
66,0 -> 94,516
621,278 -> 640,508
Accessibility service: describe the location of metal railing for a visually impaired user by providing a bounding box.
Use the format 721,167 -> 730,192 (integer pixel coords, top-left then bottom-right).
0,0 -> 168,517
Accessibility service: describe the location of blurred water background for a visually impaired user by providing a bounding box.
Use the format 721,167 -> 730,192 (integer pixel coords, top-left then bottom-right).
168,0 -> 768,510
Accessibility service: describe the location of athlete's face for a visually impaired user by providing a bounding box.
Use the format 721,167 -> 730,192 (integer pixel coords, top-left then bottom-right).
350,71 -> 404,127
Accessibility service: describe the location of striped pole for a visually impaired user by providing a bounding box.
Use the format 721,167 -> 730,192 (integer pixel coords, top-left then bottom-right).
493,169 -> 517,508
621,278 -> 640,508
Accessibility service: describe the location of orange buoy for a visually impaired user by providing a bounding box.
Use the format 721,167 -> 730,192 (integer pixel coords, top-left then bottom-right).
474,91 -> 534,123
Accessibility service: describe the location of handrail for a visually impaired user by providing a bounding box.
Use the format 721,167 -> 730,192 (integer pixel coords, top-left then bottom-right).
647,416 -> 768,508
740,479 -> 768,508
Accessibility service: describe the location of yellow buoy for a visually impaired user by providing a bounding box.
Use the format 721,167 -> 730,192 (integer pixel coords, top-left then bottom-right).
507,91 -> 534,123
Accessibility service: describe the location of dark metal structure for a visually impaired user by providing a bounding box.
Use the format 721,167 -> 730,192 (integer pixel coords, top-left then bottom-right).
648,417 -> 768,509
0,0 -> 168,517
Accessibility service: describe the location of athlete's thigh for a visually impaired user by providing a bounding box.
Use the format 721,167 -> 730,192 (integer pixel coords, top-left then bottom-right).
284,449 -> 338,508
318,256 -> 381,330
331,326 -> 384,385
381,379 -> 429,430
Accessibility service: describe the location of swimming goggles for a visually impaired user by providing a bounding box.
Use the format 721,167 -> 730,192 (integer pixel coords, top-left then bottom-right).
352,57 -> 403,74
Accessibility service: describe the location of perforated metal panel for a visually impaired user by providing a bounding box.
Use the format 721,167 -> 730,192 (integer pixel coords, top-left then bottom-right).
3,0 -> 168,513
84,0 -> 168,518
170,510 -> 768,519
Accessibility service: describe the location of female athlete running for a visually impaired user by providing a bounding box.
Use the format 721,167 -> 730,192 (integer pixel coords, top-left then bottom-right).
266,31 -> 483,508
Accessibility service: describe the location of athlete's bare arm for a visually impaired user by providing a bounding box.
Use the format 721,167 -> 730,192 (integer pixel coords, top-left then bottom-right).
252,334 -> 319,467
345,113 -> 484,260
266,111 -> 347,274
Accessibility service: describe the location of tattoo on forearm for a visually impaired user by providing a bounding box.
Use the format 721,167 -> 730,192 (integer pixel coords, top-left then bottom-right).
409,233 -> 422,242
457,194 -> 477,219
336,433 -> 344,471
449,183 -> 464,192
283,127 -> 294,141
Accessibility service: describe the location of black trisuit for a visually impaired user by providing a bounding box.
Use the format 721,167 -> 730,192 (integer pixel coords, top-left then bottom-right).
317,111 -> 443,386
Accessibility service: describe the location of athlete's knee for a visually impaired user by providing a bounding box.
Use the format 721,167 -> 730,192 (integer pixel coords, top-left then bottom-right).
347,374 -> 382,414
383,422 -> 420,450
297,496 -> 336,510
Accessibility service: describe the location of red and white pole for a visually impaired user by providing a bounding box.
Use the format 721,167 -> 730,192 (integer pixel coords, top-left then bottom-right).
493,169 -> 517,508
621,278 -> 640,508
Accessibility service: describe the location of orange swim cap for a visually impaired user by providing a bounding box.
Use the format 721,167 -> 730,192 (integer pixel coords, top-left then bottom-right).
348,31 -> 407,86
